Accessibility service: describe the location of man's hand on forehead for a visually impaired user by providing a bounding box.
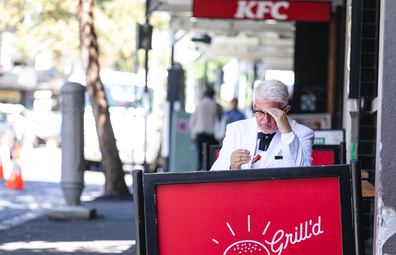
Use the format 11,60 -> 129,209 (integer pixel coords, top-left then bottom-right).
266,107 -> 292,134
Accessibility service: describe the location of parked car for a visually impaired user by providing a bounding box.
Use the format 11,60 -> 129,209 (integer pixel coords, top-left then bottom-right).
0,103 -> 61,147
0,111 -> 17,154
0,104 -> 39,147
83,70 -> 164,172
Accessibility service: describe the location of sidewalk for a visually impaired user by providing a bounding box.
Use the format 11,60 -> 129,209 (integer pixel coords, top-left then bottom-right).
0,197 -> 136,255
0,148 -> 136,254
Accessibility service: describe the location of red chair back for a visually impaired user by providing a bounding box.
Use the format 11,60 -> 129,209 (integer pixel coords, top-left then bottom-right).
312,150 -> 335,166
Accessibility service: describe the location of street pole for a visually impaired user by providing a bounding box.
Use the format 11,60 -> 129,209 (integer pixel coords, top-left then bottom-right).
132,23 -> 139,173
143,0 -> 150,172
135,0 -> 161,172
134,0 -> 153,172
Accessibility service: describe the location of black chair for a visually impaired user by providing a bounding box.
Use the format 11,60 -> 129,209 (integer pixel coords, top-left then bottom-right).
203,142 -> 347,168
132,170 -> 146,255
202,142 -> 222,170
312,142 -> 346,165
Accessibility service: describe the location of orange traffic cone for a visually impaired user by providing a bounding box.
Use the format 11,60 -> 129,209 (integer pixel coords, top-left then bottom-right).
0,139 -> 3,180
0,134 -> 11,178
0,162 -> 3,180
6,160 -> 24,190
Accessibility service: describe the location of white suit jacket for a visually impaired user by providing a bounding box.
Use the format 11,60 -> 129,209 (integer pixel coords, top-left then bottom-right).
210,117 -> 314,170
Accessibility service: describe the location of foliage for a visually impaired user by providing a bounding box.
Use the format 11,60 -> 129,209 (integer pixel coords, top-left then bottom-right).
0,0 -> 170,72
0,0 -> 80,63
94,0 -> 144,71
194,56 -> 229,87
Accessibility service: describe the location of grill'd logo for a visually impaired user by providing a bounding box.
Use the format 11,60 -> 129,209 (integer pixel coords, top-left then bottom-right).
212,215 -> 324,255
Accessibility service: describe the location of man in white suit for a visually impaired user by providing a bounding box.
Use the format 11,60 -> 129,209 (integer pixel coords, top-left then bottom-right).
211,79 -> 314,170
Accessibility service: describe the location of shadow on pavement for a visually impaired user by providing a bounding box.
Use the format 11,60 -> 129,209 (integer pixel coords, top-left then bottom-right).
0,197 -> 136,254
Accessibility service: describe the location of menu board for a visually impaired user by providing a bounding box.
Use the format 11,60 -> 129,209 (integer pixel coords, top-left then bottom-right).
156,177 -> 341,255
141,166 -> 355,255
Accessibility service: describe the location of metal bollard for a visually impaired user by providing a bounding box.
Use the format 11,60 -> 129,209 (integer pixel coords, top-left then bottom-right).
47,81 -> 95,220
60,82 -> 85,206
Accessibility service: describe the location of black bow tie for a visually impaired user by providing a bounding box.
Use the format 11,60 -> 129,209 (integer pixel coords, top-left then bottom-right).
258,132 -> 276,151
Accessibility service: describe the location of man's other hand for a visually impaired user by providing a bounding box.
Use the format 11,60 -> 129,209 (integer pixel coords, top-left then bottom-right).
230,149 -> 251,169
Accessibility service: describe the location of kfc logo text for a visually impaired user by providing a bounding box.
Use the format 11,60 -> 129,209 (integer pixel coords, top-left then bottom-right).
234,1 -> 290,20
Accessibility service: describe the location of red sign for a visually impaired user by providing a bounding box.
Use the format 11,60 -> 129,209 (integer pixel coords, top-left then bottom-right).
177,119 -> 190,133
193,1 -> 331,22
156,177 -> 343,254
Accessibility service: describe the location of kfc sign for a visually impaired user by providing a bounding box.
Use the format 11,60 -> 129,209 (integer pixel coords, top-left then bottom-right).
193,1 -> 331,22
234,1 -> 290,20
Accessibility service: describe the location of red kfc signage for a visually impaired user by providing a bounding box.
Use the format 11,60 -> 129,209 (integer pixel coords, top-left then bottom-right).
193,1 -> 331,22
155,177 -> 343,254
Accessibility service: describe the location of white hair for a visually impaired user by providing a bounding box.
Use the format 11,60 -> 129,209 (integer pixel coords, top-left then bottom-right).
252,79 -> 289,107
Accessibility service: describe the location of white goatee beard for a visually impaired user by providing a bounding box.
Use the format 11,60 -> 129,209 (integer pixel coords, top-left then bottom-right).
260,126 -> 278,134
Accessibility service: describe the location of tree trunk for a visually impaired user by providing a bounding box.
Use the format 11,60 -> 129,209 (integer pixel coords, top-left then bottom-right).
78,0 -> 130,197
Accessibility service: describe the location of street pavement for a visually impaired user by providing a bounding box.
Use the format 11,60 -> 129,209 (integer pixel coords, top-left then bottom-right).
0,147 -> 136,254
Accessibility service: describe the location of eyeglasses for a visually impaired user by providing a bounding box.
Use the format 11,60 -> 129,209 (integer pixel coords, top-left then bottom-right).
253,105 -> 287,119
